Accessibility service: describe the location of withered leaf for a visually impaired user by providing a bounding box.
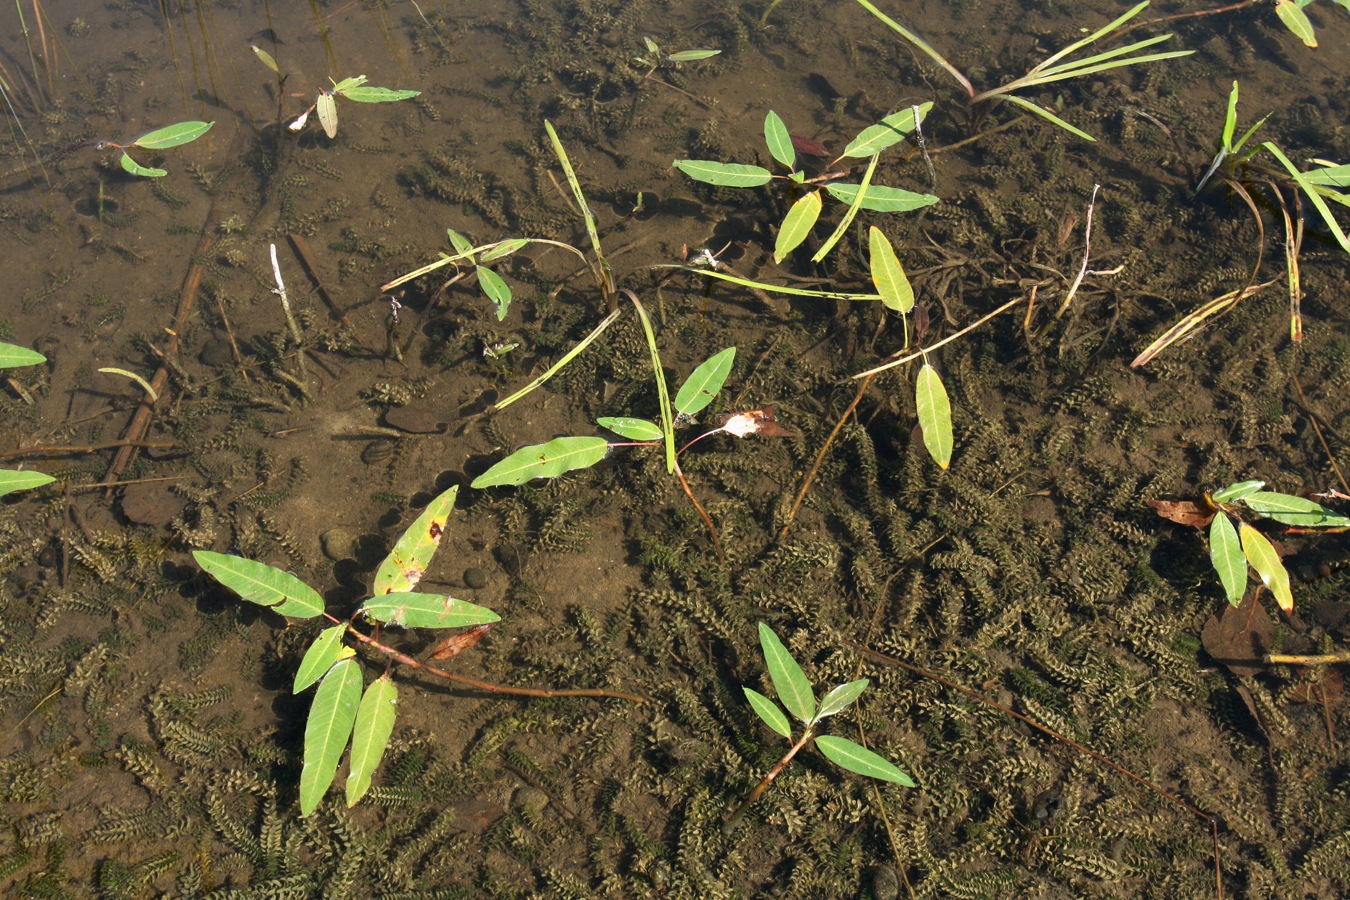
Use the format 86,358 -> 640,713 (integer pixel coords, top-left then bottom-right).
1201,594 -> 1274,677
429,623 -> 492,660
1148,498 -> 1214,528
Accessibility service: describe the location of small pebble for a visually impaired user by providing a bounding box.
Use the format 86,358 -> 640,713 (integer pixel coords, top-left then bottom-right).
463,567 -> 487,589
320,528 -> 356,561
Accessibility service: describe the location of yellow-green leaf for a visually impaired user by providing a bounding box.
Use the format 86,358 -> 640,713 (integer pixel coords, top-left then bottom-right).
346,675 -> 398,807
373,485 -> 458,595
193,551 -> 325,618
773,191 -> 822,263
317,93 -> 338,138
744,687 -> 792,740
0,342 -> 45,369
1239,522 -> 1294,614
294,625 -> 354,693
470,436 -> 610,488
1275,0 -> 1317,47
758,622 -> 815,723
358,592 -> 501,629
0,469 -> 54,498
868,226 -> 913,313
1209,513 -> 1246,605
300,658 -> 362,816
915,363 -> 952,469
814,735 -> 915,785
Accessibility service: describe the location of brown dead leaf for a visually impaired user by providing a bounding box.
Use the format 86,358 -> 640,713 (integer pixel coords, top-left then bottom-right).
1289,667 -> 1343,706
1148,498 -> 1214,528
429,623 -> 492,660
1201,594 -> 1274,677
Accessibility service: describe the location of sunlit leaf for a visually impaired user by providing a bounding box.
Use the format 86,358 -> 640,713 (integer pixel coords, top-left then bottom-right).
340,86 -> 421,103
330,75 -> 368,93
841,102 -> 931,158
477,266 -> 512,320
674,347 -> 736,416
672,159 -> 774,187
193,551 -> 325,618
373,485 -> 458,595
0,469 -> 54,498
0,342 -> 45,369
294,625 -> 354,693
764,110 -> 795,169
915,363 -> 952,469
1242,491 -> 1350,528
816,679 -> 869,719
1239,522 -> 1294,614
1304,162 -> 1350,188
317,93 -> 338,138
358,592 -> 501,629
470,436 -> 610,488
744,687 -> 792,739
480,238 -> 529,262
1212,480 -> 1265,504
1274,0 -> 1317,47
667,49 -> 721,62
596,417 -> 665,441
1209,513 -> 1246,605
773,191 -> 822,263
814,735 -> 915,784
119,153 -> 166,178
300,658 -> 362,816
824,183 -> 939,212
251,44 -> 280,75
758,622 -> 815,723
131,120 -> 214,150
346,675 -> 398,807
868,226 -> 913,313
446,228 -> 475,258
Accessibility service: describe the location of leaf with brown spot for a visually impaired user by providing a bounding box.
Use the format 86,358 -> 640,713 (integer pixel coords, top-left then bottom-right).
1148,499 -> 1214,528
1201,594 -> 1274,677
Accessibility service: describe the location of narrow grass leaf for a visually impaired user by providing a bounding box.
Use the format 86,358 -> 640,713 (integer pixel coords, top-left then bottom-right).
1242,491 -> 1350,528
0,342 -> 45,369
341,86 -> 420,102
868,227 -> 913,313
120,153 -> 166,178
1264,142 -> 1350,253
673,159 -> 773,187
596,417 -> 664,441
773,191 -> 821,263
817,679 -> 869,719
764,110 -> 795,169
132,120 -> 214,149
823,182 -> 939,212
815,735 -> 915,784
294,625 -> 353,693
631,297 -> 677,473
674,347 -> 736,415
346,676 -> 398,807
470,436 -> 610,488
915,363 -> 953,469
317,93 -> 338,138
1209,514 -> 1246,605
744,687 -> 792,739
758,622 -> 816,722
1239,522 -> 1295,614
0,470 -> 54,498
194,551 -> 325,617
373,486 -> 458,595
300,658 -> 362,816
477,266 -> 512,320
1001,95 -> 1095,142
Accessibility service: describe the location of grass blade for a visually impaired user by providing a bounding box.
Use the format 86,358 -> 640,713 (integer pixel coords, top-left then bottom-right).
1000,95 -> 1095,142
631,295 -> 677,473
758,622 -> 816,723
814,152 -> 878,262
346,675 -> 398,807
300,658 -> 363,815
814,735 -> 915,784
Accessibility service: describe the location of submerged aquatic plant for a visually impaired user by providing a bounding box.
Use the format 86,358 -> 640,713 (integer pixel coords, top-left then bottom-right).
0,342 -> 53,497
86,121 -> 214,178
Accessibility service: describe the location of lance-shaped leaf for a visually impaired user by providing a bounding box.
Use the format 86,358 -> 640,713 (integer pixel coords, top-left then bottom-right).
915,363 -> 953,469
341,86 -> 420,103
744,687 -> 792,739
1209,513 -> 1246,605
477,266 -> 512,320
1239,522 -> 1294,614
816,678 -> 870,719
0,342 -> 45,369
470,436 -> 610,488
1212,480 -> 1266,504
596,417 -> 665,441
668,49 -> 721,62
774,191 -> 822,263
0,470 -> 54,498
294,625 -> 354,693
674,347 -> 736,416
331,75 -> 368,93
317,93 -> 339,138
824,183 -> 939,212
300,658 -> 363,816
1274,0 -> 1317,47
373,485 -> 458,595
193,551 -> 325,618
1242,491 -> 1350,528
446,228 -> 476,259
758,622 -> 815,723
841,103 -> 931,158
346,675 -> 398,807
358,592 -> 501,629
252,44 -> 280,75
814,735 -> 915,784
672,159 -> 773,187
131,120 -> 214,150
480,238 -> 529,263
120,153 -> 167,178
764,110 -> 795,169
868,226 -> 913,313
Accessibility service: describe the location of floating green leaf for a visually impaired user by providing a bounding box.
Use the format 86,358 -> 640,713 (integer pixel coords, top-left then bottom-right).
773,191 -> 822,263
132,120 -> 214,150
358,592 -> 501,629
1274,0 -> 1317,47
470,436 -> 610,488
1242,491 -> 1350,528
446,228 -> 475,258
674,347 -> 736,416
346,675 -> 398,807
815,735 -> 915,784
915,363 -> 953,469
1209,513 -> 1246,605
1239,522 -> 1294,614
480,238 -> 529,262
300,658 -> 363,816
477,266 -> 512,320
596,417 -> 664,441
0,469 -> 54,498
317,93 -> 339,138
193,551 -> 325,618
295,625 -> 354,693
1212,480 -> 1265,504
824,183 -> 939,212
667,49 -> 721,62
758,622 -> 815,723
341,86 -> 420,103
841,103 -> 931,158
868,226 -> 913,313
0,342 -> 45,369
816,679 -> 870,719
1304,162 -> 1350,188
744,687 -> 792,739
764,110 -> 795,169
251,45 -> 280,75
119,153 -> 166,178
330,75 -> 367,93
672,159 -> 774,187
373,485 -> 458,595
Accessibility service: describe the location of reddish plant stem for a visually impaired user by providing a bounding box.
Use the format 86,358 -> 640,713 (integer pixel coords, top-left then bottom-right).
723,724 -> 817,836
